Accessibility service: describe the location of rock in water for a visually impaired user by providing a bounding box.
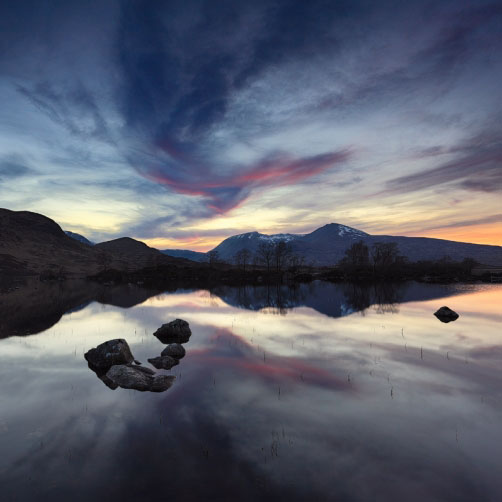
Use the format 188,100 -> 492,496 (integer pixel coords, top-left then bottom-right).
87,363 -> 119,390
153,319 -> 192,344
106,365 -> 152,391
84,339 -> 134,368
93,363 -> 175,392
434,306 -> 459,323
151,375 -> 176,392
161,343 -> 186,359
130,364 -> 155,376
148,355 -> 180,370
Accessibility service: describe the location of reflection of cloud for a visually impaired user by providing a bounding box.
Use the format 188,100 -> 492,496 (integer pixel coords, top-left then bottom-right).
2,283 -> 502,501
467,345 -> 502,361
379,341 -> 502,400
190,327 -> 352,391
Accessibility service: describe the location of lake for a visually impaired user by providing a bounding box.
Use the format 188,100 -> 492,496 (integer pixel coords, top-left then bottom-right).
1,280 -> 501,501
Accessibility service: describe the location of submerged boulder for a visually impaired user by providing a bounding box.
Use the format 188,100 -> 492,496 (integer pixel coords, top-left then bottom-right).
153,319 -> 192,344
161,343 -> 186,359
84,339 -> 134,369
434,306 -> 459,323
148,355 -> 180,370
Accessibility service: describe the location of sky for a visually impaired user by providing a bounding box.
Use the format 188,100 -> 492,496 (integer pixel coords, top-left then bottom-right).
0,0 -> 501,251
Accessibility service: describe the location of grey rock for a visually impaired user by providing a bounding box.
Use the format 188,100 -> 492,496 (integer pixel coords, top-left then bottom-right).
99,375 -> 119,390
151,375 -> 176,392
148,355 -> 180,370
153,319 -> 192,344
106,365 -> 152,391
96,364 -> 175,393
161,343 -> 186,359
87,363 -> 119,390
84,339 -> 134,369
434,306 -> 459,323
129,364 -> 155,376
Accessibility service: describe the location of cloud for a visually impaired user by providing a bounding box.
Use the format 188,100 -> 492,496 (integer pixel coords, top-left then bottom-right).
16,81 -> 112,142
138,149 -> 351,213
385,130 -> 502,195
0,158 -> 32,180
1,0 -> 502,241
422,214 -> 502,232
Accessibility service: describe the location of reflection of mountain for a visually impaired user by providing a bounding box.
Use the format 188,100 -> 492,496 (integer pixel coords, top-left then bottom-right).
0,279 -> 164,339
211,281 -> 469,318
0,279 -> 473,340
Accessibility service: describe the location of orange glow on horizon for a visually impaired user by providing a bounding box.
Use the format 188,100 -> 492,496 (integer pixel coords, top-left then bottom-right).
144,236 -> 223,252
408,223 -> 502,246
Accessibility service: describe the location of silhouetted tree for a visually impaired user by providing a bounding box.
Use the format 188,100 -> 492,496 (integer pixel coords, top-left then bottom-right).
234,248 -> 251,271
371,242 -> 399,273
255,241 -> 274,273
342,240 -> 370,268
288,253 -> 306,272
273,240 -> 292,273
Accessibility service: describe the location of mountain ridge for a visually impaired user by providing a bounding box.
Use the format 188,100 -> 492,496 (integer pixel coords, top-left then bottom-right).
164,222 -> 502,266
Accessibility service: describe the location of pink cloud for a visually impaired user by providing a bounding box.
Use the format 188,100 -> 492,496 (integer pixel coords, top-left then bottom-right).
139,149 -> 352,213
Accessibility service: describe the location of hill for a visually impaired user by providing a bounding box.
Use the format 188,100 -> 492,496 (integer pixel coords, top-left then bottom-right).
0,208 -> 100,277
161,249 -> 207,262
0,208 -> 189,278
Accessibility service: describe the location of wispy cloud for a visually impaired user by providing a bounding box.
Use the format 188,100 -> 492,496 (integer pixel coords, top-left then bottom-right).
139,149 -> 351,213
385,130 -> 502,195
0,0 -> 501,244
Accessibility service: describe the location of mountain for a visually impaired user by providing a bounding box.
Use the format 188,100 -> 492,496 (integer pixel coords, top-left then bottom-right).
65,231 -> 94,245
0,208 -> 190,278
207,223 -> 502,266
210,231 -> 303,261
208,224 -> 369,263
161,249 -> 207,262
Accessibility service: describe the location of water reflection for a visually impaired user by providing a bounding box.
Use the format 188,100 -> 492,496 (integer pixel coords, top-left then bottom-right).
0,281 -> 501,501
0,279 -> 469,340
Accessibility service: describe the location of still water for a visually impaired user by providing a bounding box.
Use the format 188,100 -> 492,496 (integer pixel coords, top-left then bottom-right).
0,281 -> 501,501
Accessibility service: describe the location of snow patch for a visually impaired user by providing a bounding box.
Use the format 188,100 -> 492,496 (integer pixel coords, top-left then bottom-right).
338,225 -> 366,238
